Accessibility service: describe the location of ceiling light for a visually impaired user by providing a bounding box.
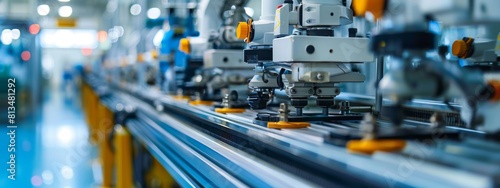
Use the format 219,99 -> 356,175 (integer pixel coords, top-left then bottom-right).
29,24 -> 41,35
147,8 -> 161,19
37,4 -> 50,16
21,51 -> 31,61
11,29 -> 20,40
58,6 -> 72,17
58,0 -> 70,2
130,4 -> 141,16
1,29 -> 13,45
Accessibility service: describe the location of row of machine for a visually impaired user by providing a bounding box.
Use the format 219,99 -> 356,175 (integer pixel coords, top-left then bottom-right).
82,0 -> 500,187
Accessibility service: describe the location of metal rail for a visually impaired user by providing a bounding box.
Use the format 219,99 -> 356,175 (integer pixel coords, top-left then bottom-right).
85,74 -> 496,187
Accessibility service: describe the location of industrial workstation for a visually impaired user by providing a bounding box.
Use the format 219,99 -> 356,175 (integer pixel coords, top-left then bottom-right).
1,0 -> 500,187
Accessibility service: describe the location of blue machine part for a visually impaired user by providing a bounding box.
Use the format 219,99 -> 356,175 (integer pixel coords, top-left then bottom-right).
159,8 -> 199,92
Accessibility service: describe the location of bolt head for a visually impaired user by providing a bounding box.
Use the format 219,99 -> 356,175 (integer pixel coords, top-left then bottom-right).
316,74 -> 323,80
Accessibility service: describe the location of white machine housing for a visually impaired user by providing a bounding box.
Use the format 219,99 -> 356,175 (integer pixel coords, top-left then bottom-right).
203,49 -> 253,68
273,36 -> 373,62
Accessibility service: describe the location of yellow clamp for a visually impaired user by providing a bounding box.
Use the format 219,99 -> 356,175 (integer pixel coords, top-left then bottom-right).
267,121 -> 310,129
189,100 -> 214,106
352,0 -> 386,20
347,139 -> 406,155
215,108 -> 246,114
173,95 -> 191,100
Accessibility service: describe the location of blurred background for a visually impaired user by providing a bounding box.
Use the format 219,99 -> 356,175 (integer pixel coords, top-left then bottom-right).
0,0 -> 259,187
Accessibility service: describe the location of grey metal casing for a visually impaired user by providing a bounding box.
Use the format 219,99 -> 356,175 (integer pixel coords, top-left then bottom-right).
273,35 -> 374,63
203,49 -> 253,68
301,4 -> 353,27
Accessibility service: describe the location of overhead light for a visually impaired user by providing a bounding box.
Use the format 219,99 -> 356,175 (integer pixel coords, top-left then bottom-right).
97,30 -> 107,42
21,51 -> 31,61
29,24 -> 41,35
1,29 -> 13,45
147,8 -> 161,19
106,0 -> 118,13
58,0 -> 70,2
58,6 -> 72,17
37,4 -> 50,16
114,26 -> 124,37
130,4 -> 141,16
81,48 -> 92,56
11,29 -> 20,40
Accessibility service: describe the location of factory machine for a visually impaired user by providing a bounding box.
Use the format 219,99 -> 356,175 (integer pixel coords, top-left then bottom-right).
158,2 -> 200,95
82,0 -> 500,187
178,0 -> 254,105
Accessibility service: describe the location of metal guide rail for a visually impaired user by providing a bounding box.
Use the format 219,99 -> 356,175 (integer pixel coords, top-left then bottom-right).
84,74 -> 500,187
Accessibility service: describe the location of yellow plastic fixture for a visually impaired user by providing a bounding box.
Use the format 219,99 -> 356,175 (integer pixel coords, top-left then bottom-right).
179,38 -> 191,54
347,139 -> 406,155
352,0 -> 386,20
189,100 -> 214,106
173,95 -> 191,100
214,108 -> 246,114
267,121 -> 310,129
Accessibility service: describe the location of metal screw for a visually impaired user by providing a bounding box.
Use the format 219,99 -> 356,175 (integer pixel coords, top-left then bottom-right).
306,7 -> 312,12
290,88 -> 297,94
340,101 -> 350,114
306,19 -> 312,24
278,103 -> 290,122
430,112 -> 444,129
222,94 -> 232,108
317,89 -> 322,94
308,89 -> 314,94
361,113 -> 378,140
316,73 -> 324,80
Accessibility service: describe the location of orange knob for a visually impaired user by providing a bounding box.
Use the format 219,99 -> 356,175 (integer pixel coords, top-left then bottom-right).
236,19 -> 253,43
489,80 -> 500,102
452,37 -> 474,59
452,40 -> 467,58
236,22 -> 250,40
352,0 -> 386,20
179,38 -> 190,54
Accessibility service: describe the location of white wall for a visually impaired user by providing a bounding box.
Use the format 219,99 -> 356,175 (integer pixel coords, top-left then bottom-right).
42,48 -> 92,88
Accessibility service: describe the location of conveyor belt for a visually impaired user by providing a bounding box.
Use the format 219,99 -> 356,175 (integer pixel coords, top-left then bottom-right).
85,74 -> 500,187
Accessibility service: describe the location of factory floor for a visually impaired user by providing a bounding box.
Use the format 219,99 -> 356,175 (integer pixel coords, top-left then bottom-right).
0,85 -> 96,188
